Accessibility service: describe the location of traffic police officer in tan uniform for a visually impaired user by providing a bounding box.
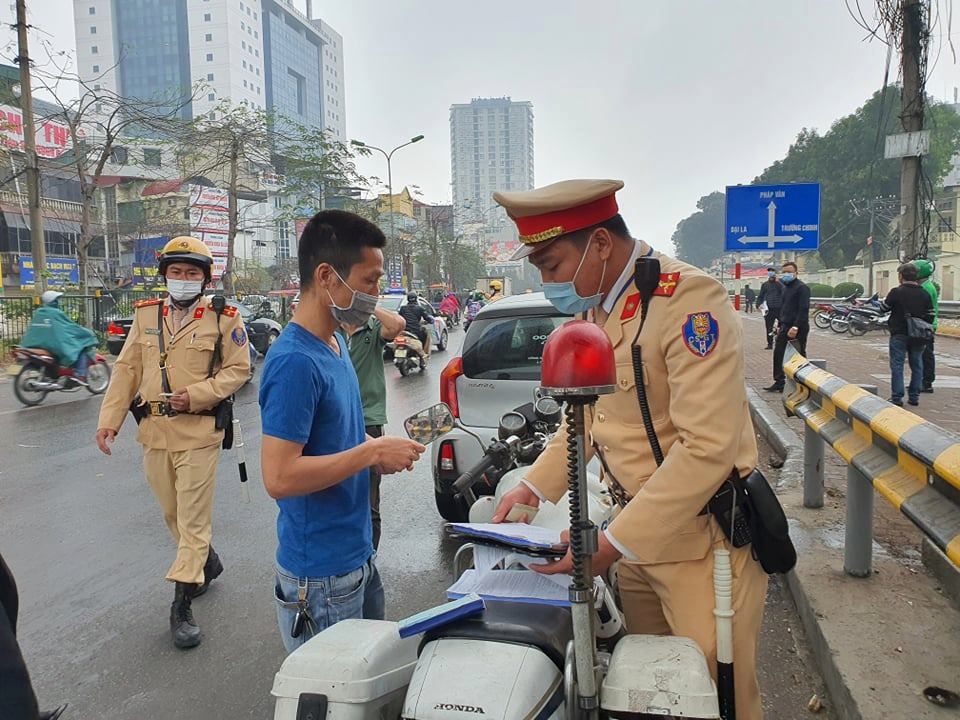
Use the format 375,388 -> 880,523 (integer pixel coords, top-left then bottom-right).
95,237 -> 250,649
492,180 -> 768,720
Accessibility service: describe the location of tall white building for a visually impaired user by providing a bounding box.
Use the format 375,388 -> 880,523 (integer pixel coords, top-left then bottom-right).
450,97 -> 534,232
72,0 -> 346,140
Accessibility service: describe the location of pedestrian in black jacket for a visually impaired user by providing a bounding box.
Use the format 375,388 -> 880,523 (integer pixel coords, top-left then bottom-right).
883,263 -> 934,406
756,268 -> 784,349
765,261 -> 810,392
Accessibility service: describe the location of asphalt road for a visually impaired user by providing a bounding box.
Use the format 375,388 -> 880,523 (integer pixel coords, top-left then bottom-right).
0,322 -> 831,719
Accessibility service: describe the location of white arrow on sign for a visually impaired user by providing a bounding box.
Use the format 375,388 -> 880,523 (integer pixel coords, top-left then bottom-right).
738,201 -> 803,248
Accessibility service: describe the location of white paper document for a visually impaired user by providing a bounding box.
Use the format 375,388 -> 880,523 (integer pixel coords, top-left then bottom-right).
447,568 -> 604,607
446,522 -> 564,550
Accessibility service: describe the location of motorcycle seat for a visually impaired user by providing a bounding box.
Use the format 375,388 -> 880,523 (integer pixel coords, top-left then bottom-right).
419,599 -> 572,669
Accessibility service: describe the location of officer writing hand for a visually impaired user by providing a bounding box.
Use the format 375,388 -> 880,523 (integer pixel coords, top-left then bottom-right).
95,428 -> 117,455
168,389 -> 191,413
530,529 -> 622,577
491,482 -> 541,523
370,436 -> 426,474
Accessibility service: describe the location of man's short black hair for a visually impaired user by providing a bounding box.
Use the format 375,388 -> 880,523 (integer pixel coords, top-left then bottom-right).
569,214 -> 631,248
781,261 -> 798,272
898,263 -> 919,282
298,210 -> 386,289
767,267 -> 776,272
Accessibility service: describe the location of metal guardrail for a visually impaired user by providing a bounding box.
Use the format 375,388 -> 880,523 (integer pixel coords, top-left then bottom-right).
781,343 -> 960,575
808,296 -> 960,319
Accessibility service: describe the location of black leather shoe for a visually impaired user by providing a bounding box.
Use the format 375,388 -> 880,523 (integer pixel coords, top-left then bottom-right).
763,383 -> 784,393
908,398 -> 919,406
193,546 -> 223,598
922,386 -> 934,394
765,345 -> 773,350
39,704 -> 68,720
170,582 -> 201,649
890,398 -> 904,407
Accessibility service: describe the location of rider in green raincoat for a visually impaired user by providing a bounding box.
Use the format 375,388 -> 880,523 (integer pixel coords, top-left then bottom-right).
19,291 -> 99,378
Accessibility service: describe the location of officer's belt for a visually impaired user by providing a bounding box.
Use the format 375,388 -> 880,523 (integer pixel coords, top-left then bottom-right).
145,401 -> 218,417
593,441 -> 713,516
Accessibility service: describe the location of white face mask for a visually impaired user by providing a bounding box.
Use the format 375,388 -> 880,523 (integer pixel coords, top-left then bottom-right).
167,279 -> 204,301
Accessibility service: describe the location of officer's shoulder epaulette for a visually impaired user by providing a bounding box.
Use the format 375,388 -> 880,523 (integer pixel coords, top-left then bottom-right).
220,305 -> 238,318
134,298 -> 164,309
652,272 -> 681,297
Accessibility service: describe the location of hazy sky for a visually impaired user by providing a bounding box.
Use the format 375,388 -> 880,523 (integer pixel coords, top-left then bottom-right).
5,0 -> 960,250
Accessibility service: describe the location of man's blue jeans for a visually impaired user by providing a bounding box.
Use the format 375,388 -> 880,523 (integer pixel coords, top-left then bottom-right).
889,334 -> 923,403
274,555 -> 384,654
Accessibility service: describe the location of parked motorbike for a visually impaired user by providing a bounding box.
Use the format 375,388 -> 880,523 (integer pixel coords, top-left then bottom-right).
393,330 -> 428,376
846,307 -> 890,336
830,293 -> 883,334
12,347 -> 111,407
270,400 -> 726,719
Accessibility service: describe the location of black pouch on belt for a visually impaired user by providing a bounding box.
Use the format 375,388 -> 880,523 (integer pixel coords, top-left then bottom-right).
741,468 -> 797,574
129,393 -> 148,425
215,397 -> 234,449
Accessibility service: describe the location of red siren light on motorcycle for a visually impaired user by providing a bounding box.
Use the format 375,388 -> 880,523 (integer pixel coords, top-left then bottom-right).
540,320 -> 616,398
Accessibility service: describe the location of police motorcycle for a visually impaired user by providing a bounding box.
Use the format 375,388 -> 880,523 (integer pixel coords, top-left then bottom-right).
271,322 -> 731,720
393,326 -> 430,376
12,346 -> 111,406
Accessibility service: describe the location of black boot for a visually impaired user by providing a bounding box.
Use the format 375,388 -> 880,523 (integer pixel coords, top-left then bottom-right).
170,582 -> 201,649
193,546 -> 223,598
763,382 -> 784,393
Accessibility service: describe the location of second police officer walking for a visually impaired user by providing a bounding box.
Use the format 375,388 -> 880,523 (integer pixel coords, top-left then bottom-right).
95,237 -> 250,649
490,179 -> 768,720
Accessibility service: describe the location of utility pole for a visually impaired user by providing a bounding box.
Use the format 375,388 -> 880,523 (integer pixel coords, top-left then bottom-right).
867,200 -> 876,296
899,0 -> 925,260
15,0 -> 46,293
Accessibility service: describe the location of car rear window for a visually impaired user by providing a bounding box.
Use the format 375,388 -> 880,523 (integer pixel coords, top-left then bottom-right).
462,314 -> 569,380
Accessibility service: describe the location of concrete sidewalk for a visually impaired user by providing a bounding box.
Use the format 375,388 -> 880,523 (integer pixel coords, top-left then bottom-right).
740,313 -> 960,719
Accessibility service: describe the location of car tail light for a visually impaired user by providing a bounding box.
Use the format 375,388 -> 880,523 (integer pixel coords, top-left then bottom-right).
439,440 -> 456,472
107,322 -> 125,336
440,356 -> 463,418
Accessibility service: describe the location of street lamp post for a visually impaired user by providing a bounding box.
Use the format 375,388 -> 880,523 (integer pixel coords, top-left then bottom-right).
351,135 -> 424,286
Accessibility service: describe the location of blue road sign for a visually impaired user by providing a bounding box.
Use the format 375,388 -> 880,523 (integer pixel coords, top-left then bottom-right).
724,183 -> 821,252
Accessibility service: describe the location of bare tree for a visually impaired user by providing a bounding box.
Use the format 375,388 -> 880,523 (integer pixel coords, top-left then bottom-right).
32,50 -> 201,293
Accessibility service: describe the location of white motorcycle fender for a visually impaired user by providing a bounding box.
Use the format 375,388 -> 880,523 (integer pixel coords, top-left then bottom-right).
402,638 -> 563,720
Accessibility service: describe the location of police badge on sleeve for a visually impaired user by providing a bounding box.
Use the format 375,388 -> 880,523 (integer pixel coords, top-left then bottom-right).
682,312 -> 719,358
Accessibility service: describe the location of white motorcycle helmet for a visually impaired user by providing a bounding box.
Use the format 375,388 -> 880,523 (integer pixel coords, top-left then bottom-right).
41,290 -> 64,305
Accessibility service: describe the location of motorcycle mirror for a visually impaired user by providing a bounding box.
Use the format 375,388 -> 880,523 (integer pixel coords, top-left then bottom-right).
404,403 -> 456,445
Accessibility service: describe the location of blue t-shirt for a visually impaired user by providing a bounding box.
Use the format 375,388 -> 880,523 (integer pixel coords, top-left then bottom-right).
259,322 -> 372,578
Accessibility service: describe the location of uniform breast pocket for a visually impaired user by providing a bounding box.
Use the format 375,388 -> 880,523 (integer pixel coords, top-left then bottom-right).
616,361 -> 668,423
182,337 -> 216,377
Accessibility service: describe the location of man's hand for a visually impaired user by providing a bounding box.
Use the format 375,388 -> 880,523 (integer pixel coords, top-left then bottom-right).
96,428 -> 117,456
530,529 -> 622,577
491,483 -> 541,523
169,388 -> 191,413
370,436 -> 426,474
787,326 -> 798,340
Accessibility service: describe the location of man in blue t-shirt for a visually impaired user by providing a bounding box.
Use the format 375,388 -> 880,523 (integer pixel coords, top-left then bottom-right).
259,210 -> 426,653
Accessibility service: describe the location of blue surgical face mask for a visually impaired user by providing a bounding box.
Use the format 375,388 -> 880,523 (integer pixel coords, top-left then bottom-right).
781,273 -> 796,284
767,271 -> 776,279
542,237 -> 607,315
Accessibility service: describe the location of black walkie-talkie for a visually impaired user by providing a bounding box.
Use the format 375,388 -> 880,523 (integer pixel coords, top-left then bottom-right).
631,256 -> 665,465
211,294 -> 226,314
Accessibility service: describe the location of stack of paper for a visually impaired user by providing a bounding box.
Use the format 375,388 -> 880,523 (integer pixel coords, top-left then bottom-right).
397,593 -> 485,638
446,522 -> 567,556
447,569 -> 604,608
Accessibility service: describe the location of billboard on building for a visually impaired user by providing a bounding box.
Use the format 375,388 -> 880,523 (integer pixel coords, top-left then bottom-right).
131,236 -> 169,289
18,256 -> 79,289
0,105 -> 76,159
189,185 -> 229,280
485,239 -> 522,269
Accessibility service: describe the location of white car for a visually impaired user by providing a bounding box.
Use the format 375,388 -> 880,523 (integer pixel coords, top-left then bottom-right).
377,293 -> 449,356
432,292 -> 572,520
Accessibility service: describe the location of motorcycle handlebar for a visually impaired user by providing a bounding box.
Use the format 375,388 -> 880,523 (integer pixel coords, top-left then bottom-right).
452,436 -> 521,495
453,453 -> 500,494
